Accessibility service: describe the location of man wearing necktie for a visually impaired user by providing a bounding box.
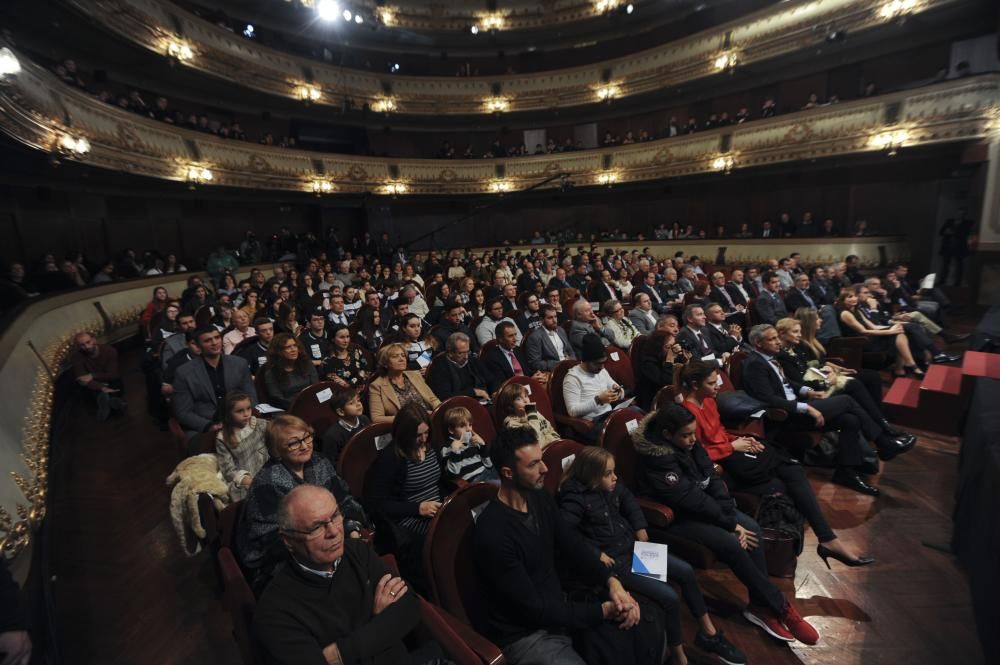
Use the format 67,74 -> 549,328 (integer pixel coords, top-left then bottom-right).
676,305 -> 727,366
482,321 -> 546,386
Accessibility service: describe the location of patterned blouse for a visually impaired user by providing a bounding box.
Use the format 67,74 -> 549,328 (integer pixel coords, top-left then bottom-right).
327,347 -> 371,386
391,375 -> 432,413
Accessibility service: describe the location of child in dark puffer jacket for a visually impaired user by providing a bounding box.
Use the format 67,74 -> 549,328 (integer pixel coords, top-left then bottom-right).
557,446 -> 746,665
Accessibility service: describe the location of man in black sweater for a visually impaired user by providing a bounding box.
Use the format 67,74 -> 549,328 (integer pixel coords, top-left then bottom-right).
0,556 -> 31,665
254,484 -> 425,665
473,427 -> 645,665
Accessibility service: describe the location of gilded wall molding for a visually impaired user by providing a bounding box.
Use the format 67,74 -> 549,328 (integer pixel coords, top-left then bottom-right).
66,0 -> 966,115
1,48 -> 998,196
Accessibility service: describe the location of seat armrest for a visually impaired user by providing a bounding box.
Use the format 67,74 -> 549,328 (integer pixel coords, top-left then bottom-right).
432,606 -> 506,665
636,498 -> 674,528
554,414 -> 594,437
764,408 -> 789,422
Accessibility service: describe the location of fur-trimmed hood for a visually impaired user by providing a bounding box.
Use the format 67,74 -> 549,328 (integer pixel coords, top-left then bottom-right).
631,411 -> 679,458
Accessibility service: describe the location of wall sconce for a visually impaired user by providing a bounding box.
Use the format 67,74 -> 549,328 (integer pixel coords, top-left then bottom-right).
311,179 -> 334,195
490,180 -> 511,194
869,129 -> 909,156
878,0 -> 918,19
484,97 -> 510,114
380,182 -> 408,197
597,171 -> 619,187
55,133 -> 91,157
377,8 -> 396,25
185,165 -> 214,188
713,51 -> 738,73
594,0 -> 621,11
295,84 -> 322,103
711,155 -> 735,174
166,39 -> 194,62
595,83 -> 621,103
371,97 -> 397,113
0,47 -> 21,77
476,13 -> 506,32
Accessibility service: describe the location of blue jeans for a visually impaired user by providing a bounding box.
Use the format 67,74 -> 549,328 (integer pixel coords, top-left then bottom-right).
619,554 -> 706,646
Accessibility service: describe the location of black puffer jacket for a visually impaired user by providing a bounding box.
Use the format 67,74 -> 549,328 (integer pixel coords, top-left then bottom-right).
557,479 -> 648,568
632,413 -> 738,531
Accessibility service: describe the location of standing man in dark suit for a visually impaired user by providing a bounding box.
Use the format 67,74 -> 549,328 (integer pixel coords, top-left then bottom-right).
524,305 -> 576,374
173,325 -> 258,441
784,274 -> 818,313
752,272 -> 788,325
483,321 -> 546,386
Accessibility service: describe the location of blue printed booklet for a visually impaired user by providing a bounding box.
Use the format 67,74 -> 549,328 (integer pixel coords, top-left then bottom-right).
632,542 -> 669,582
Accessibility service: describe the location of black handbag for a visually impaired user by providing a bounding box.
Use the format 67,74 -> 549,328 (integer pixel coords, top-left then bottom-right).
755,492 -> 805,578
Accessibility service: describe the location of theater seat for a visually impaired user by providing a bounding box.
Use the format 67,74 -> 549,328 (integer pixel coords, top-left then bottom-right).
430,396 -> 497,452
288,380 -> 340,439
547,359 -> 593,439
541,439 -> 586,495
423,482 -> 506,665
477,339 -> 499,361
337,421 -> 393,499
826,336 -> 872,371
218,546 -> 264,665
218,500 -> 244,554
497,375 -> 553,426
603,345 -> 635,393
628,335 -> 649,375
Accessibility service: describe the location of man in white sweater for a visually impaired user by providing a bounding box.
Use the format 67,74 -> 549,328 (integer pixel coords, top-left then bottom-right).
563,334 -> 623,442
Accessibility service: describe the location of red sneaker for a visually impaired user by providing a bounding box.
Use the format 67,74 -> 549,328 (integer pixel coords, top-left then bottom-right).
743,606 -> 794,642
781,604 -> 820,645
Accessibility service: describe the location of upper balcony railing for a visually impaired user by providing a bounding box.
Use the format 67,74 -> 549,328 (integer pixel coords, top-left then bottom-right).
1,44 -> 997,196
66,0 -> 965,115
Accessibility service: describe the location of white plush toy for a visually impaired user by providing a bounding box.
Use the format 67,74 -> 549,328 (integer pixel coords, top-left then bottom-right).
166,453 -> 230,555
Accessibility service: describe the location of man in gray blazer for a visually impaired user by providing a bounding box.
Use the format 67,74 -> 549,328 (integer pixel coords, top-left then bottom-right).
525,305 -> 576,374
173,326 -> 257,441
752,271 -> 789,326
568,300 -> 616,356
628,292 -> 658,335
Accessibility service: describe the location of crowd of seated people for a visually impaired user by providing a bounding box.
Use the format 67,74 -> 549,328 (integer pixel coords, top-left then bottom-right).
45,216 -> 976,664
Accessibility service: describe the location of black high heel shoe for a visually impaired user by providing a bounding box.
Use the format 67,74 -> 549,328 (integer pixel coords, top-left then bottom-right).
817,544 -> 875,569
904,365 -> 925,377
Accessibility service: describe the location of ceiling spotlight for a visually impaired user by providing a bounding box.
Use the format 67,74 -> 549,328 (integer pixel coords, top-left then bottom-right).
470,25 -> 479,34
354,14 -> 363,24
243,24 -> 255,37
626,4 -> 634,13
0,47 -> 21,77
390,63 -> 400,73
316,0 -> 339,21
342,9 -> 352,21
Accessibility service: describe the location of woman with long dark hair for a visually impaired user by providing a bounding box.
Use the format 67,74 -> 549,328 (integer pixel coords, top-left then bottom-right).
835,290 -> 918,376
263,333 -> 318,409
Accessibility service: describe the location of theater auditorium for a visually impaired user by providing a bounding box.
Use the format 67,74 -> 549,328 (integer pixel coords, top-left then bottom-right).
0,0 -> 998,663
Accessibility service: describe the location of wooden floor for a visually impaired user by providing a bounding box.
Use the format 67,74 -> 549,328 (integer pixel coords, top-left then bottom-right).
47,345 -> 986,665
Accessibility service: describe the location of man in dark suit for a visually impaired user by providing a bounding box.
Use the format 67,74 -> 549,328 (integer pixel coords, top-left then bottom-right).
784,274 -> 819,313
524,305 -> 576,374
483,321 -> 546,386
752,272 -> 788,325
807,266 -> 835,306
634,270 -> 671,314
725,269 -> 755,306
431,301 -> 477,356
676,304 -> 727,365
588,270 -> 620,308
704,303 -> 742,354
760,220 -> 775,239
743,324 -> 914,496
427,331 -> 497,400
708,272 -> 748,328
547,267 -> 572,291
516,261 -> 543,295
173,326 -> 257,441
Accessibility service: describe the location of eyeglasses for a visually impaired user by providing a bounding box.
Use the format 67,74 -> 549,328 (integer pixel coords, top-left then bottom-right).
285,433 -> 314,450
283,509 -> 343,539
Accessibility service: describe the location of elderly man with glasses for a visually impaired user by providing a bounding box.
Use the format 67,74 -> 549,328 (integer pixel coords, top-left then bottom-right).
237,414 -> 367,592
254,484 -> 430,665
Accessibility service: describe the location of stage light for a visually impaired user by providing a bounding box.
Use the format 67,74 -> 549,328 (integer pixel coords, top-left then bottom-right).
0,47 -> 21,77
354,14 -> 363,24
311,179 -> 334,195
484,97 -> 510,113
295,84 -> 322,102
243,24 -> 255,37
316,0 -> 339,22
595,83 -> 621,102
371,97 -> 397,113
626,4 -> 634,14
56,134 -> 90,156
711,155 -> 735,174
342,9 -> 352,21
166,40 -> 194,62
470,25 -> 479,35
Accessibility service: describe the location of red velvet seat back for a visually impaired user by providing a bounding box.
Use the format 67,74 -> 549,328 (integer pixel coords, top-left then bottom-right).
548,359 -> 581,419
218,546 -> 263,665
598,409 -> 645,491
604,344 -> 636,392
430,396 -> 497,451
288,381 -> 340,439
337,421 -> 393,498
541,439 -> 586,495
